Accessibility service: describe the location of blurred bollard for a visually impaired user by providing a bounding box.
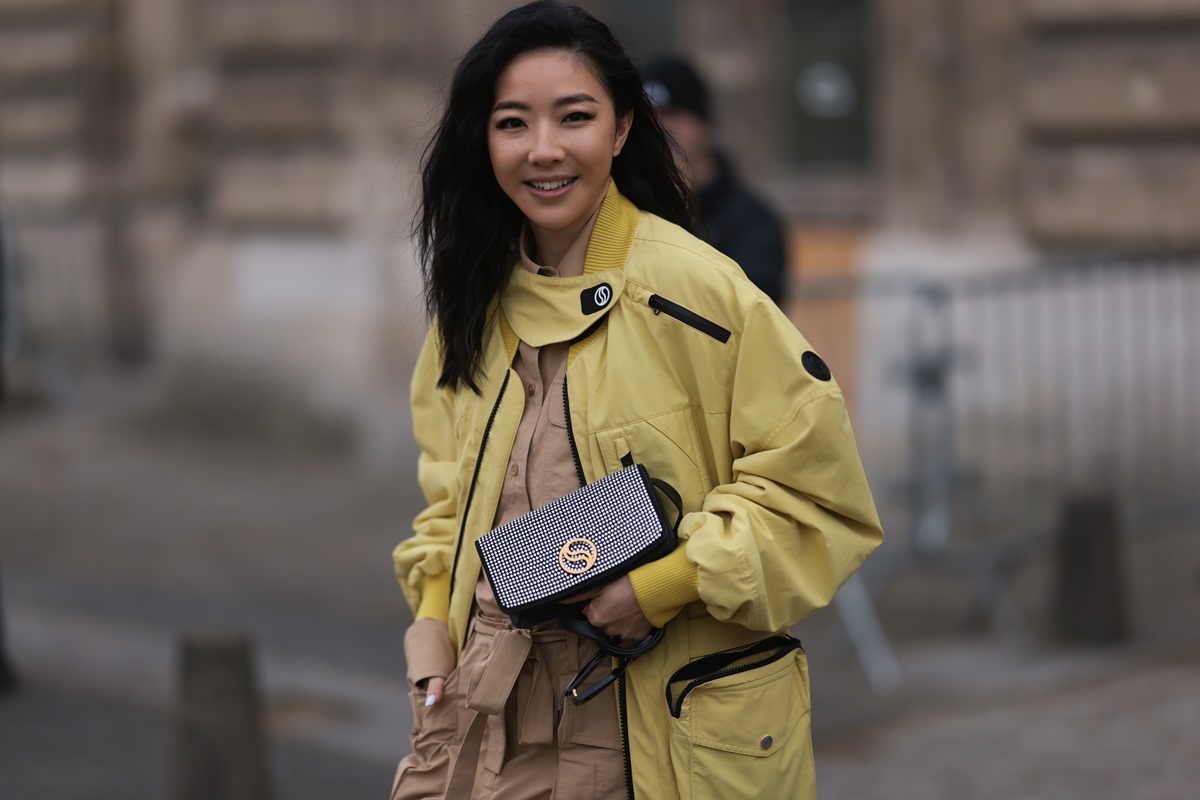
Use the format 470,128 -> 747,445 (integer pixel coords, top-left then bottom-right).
173,632 -> 271,800
1052,496 -> 1129,644
0,567 -> 17,695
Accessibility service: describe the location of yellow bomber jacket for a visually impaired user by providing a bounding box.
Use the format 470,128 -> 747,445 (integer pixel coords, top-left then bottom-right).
394,181 -> 883,799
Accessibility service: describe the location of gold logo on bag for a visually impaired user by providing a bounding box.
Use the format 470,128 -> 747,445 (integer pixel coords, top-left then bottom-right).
558,537 -> 598,574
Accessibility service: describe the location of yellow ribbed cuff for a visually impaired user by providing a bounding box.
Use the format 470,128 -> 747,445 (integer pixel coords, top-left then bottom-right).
414,570 -> 451,623
629,545 -> 701,628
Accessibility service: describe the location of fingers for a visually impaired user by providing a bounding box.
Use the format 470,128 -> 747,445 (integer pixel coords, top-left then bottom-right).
560,588 -> 599,604
425,676 -> 446,706
583,597 -> 653,644
613,620 -> 654,647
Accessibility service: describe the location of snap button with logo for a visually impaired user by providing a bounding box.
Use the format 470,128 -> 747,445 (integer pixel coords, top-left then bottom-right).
580,282 -> 613,315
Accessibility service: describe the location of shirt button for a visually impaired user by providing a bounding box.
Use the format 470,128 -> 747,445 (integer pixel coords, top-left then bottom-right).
527,383 -> 536,397
509,463 -> 519,477
760,735 -> 773,750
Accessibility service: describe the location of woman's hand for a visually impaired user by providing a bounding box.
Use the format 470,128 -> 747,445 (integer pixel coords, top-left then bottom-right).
564,576 -> 653,646
419,676 -> 446,706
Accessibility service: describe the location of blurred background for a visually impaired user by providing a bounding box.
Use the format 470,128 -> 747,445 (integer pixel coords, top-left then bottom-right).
1,0 -> 1198,798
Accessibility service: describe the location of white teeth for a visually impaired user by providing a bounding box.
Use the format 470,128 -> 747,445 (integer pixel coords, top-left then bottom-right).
530,178 -> 572,190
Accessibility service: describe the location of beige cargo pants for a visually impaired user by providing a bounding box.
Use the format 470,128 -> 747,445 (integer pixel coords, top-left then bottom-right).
391,609 -> 626,800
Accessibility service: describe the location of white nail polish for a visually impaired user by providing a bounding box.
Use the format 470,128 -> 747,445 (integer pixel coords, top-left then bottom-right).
425,694 -> 438,707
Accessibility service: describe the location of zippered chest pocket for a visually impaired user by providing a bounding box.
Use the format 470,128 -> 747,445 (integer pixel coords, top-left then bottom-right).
648,294 -> 731,343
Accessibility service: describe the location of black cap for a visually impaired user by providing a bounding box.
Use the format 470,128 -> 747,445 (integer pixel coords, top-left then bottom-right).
642,54 -> 711,122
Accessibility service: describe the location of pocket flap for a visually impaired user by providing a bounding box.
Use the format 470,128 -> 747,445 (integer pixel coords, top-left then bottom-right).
680,650 -> 808,758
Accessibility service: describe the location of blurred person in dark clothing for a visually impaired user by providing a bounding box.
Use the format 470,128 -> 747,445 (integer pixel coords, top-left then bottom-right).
643,54 -> 789,305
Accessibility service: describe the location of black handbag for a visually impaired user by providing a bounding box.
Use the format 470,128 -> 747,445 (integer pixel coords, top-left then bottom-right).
474,461 -> 682,703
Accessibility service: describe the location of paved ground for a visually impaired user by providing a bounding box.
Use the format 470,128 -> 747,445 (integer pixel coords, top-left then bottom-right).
2,385 -> 1198,799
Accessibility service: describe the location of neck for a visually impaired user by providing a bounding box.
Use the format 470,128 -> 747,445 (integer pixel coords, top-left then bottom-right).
528,229 -> 577,273
528,195 -> 606,277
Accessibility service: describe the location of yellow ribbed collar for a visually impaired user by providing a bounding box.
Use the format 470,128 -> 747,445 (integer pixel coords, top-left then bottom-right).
584,179 -> 640,274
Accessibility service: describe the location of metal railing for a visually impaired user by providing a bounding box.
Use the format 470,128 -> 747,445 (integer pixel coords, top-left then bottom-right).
797,259 -> 1200,545
795,259 -> 1200,683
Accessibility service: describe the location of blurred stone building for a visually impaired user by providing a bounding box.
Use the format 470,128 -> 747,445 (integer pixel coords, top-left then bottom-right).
1,0 -> 1197,458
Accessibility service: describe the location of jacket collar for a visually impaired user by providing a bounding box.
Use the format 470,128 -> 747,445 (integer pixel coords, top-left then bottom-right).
585,179 -> 640,274
498,180 -> 640,350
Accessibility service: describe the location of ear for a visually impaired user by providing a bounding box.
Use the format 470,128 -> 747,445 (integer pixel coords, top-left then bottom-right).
613,111 -> 633,157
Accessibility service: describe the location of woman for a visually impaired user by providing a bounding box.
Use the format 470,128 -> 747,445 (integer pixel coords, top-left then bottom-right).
392,3 -> 883,798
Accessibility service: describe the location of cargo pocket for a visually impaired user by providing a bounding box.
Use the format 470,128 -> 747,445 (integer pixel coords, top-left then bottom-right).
556,644 -> 625,800
408,667 -> 459,745
666,638 -> 813,800
393,669 -> 462,800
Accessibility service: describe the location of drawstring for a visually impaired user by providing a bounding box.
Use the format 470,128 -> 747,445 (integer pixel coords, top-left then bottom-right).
443,617 -> 570,797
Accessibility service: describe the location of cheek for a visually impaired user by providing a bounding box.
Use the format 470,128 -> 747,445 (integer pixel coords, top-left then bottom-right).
589,135 -> 619,166
487,135 -> 515,179
487,138 -> 503,176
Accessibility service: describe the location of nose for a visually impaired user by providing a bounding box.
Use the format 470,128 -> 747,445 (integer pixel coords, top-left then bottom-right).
528,121 -> 564,165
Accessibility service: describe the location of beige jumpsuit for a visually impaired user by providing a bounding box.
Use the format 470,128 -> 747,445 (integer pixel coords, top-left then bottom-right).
393,235 -> 627,800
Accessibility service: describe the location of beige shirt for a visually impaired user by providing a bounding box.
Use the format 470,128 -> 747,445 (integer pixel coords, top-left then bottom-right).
474,217 -> 599,616
407,213 -> 601,684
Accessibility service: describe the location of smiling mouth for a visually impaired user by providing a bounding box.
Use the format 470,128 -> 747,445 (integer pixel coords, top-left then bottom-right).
527,178 -> 577,191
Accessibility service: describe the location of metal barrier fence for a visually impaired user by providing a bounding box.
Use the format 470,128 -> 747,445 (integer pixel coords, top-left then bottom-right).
795,260 -> 1200,551
793,260 -> 1200,678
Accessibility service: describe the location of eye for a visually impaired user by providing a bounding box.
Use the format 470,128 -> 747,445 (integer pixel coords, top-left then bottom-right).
563,110 -> 596,123
494,116 -> 525,130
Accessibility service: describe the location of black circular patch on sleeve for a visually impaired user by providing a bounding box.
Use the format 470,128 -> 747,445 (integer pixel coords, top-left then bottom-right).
801,351 -> 832,381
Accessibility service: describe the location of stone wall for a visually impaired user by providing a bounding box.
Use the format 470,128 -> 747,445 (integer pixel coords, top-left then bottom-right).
876,0 -> 1200,252
0,0 -> 529,458
5,0 -> 1198,458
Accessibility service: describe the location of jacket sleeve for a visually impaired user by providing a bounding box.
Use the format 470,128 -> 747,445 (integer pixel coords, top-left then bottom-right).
681,298 -> 884,632
392,330 -> 458,624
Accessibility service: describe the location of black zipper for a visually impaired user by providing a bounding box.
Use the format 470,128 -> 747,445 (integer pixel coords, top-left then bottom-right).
447,371 -> 511,591
565,371 -> 632,798
564,369 -> 632,796
648,294 -> 731,343
562,376 -> 587,488
618,671 -> 635,800
665,637 -> 803,719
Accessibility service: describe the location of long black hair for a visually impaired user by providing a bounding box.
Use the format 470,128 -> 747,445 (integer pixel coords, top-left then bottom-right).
416,0 -> 692,392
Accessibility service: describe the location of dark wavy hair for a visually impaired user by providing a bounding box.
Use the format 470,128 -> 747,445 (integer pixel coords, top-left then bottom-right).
416,0 -> 692,392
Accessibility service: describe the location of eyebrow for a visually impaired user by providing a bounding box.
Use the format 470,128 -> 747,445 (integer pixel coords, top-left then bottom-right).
492,93 -> 599,113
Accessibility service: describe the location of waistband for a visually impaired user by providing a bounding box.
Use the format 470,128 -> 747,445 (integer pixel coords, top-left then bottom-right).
446,608 -> 580,795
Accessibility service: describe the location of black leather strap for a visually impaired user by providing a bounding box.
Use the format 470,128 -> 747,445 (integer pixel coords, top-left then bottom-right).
558,611 -> 665,706
564,648 -> 627,705
651,477 -> 683,534
556,608 -> 664,658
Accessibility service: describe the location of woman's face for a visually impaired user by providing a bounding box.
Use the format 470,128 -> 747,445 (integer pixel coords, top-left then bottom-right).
488,49 -> 632,258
